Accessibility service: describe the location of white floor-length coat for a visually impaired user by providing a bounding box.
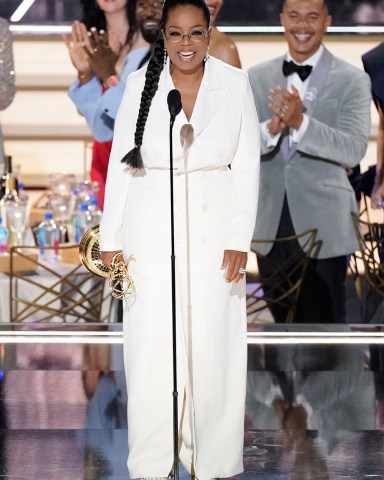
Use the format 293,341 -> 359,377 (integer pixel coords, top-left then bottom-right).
100,56 -> 260,480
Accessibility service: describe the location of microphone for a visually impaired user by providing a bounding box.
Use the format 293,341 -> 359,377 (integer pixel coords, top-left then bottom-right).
167,89 -> 182,119
166,87 -> 183,480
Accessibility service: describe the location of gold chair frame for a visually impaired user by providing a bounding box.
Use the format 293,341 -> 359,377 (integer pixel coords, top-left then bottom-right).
9,245 -> 113,323
349,194 -> 371,301
351,211 -> 384,298
247,228 -> 318,323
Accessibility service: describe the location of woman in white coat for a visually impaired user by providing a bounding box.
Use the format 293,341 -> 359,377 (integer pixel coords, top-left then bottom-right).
100,0 -> 260,478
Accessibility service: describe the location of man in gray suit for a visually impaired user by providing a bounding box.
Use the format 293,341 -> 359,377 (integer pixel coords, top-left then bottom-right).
248,0 -> 371,323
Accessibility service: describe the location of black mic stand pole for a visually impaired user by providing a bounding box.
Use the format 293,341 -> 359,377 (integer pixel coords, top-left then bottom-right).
168,90 -> 181,480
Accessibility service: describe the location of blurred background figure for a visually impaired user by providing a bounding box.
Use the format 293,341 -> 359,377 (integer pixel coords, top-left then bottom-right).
353,0 -> 384,23
362,42 -> 384,209
65,0 -> 149,209
207,0 -> 241,68
0,17 -> 16,167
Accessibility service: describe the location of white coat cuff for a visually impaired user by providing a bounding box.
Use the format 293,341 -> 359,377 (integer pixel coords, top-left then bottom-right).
261,121 -> 281,148
291,114 -> 309,143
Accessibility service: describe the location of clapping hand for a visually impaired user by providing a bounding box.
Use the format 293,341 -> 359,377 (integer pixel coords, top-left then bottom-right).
64,21 -> 121,85
63,21 -> 93,80
267,84 -> 304,133
85,28 -> 121,83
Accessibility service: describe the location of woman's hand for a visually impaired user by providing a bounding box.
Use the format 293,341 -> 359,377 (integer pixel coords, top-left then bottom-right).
221,250 -> 247,284
371,182 -> 384,209
63,21 -> 93,81
100,250 -> 123,269
86,28 -> 121,83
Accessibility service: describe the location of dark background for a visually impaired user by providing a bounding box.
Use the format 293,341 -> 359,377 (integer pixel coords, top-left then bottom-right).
216,0 -> 384,26
0,0 -> 384,27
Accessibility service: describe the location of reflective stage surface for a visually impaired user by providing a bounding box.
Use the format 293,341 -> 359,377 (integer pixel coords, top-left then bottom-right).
1,325 -> 384,479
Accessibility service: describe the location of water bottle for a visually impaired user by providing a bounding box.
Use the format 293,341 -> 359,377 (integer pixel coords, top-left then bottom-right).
74,203 -> 92,243
37,211 -> 61,262
0,216 -> 9,253
88,198 -> 102,226
17,182 -> 29,204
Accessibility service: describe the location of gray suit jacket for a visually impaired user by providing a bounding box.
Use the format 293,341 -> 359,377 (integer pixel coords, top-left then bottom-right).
248,47 -> 371,258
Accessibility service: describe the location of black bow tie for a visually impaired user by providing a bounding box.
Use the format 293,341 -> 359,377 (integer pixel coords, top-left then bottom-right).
283,60 -> 313,81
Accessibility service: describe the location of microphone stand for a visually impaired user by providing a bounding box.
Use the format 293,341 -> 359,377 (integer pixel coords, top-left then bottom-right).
168,93 -> 181,480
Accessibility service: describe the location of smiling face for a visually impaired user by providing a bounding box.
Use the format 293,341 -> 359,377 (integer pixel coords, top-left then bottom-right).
207,0 -> 223,24
136,0 -> 164,43
280,0 -> 332,63
163,4 -> 210,74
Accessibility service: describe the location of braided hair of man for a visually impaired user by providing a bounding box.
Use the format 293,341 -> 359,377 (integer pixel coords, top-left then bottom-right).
121,35 -> 167,169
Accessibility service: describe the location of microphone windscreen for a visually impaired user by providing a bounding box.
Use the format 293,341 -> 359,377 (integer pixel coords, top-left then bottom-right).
167,89 -> 182,117
0,18 -> 16,111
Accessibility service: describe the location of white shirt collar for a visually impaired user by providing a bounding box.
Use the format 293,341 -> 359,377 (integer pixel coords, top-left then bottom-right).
287,44 -> 324,68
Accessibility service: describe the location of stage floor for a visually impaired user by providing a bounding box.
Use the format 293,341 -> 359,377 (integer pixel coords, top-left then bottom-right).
1,324 -> 384,479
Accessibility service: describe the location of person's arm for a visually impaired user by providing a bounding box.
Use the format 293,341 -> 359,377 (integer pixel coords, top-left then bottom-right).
221,74 -> 260,284
99,73 -> 142,254
247,65 -> 288,156
297,72 -> 372,169
68,79 -> 126,142
68,47 -> 150,143
371,105 -> 384,208
226,75 -> 260,252
209,28 -> 241,69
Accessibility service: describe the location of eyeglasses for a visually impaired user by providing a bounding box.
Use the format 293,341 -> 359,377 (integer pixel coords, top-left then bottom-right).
137,0 -> 164,11
163,27 -> 211,44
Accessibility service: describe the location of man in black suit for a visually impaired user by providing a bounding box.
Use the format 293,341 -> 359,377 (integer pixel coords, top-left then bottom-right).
362,43 -> 384,208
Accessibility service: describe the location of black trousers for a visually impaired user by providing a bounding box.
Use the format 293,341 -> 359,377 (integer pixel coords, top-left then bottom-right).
257,197 -> 347,323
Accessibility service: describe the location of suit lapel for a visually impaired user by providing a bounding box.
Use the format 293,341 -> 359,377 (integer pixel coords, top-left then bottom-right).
303,47 -> 333,116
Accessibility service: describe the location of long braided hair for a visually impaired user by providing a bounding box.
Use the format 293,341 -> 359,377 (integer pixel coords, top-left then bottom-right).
81,0 -> 137,49
121,0 -> 210,169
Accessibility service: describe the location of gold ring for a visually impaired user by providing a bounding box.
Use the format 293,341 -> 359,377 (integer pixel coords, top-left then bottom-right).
93,48 -> 98,53
239,267 -> 246,274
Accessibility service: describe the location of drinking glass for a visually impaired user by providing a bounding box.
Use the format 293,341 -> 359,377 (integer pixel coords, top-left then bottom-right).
48,173 -> 77,196
48,193 -> 74,243
4,202 -> 28,246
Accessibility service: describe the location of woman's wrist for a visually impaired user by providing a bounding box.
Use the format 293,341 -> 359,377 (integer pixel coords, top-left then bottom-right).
78,71 -> 93,85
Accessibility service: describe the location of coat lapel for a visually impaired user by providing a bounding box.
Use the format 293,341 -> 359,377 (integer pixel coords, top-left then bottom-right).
158,57 -> 228,144
188,57 -> 228,140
